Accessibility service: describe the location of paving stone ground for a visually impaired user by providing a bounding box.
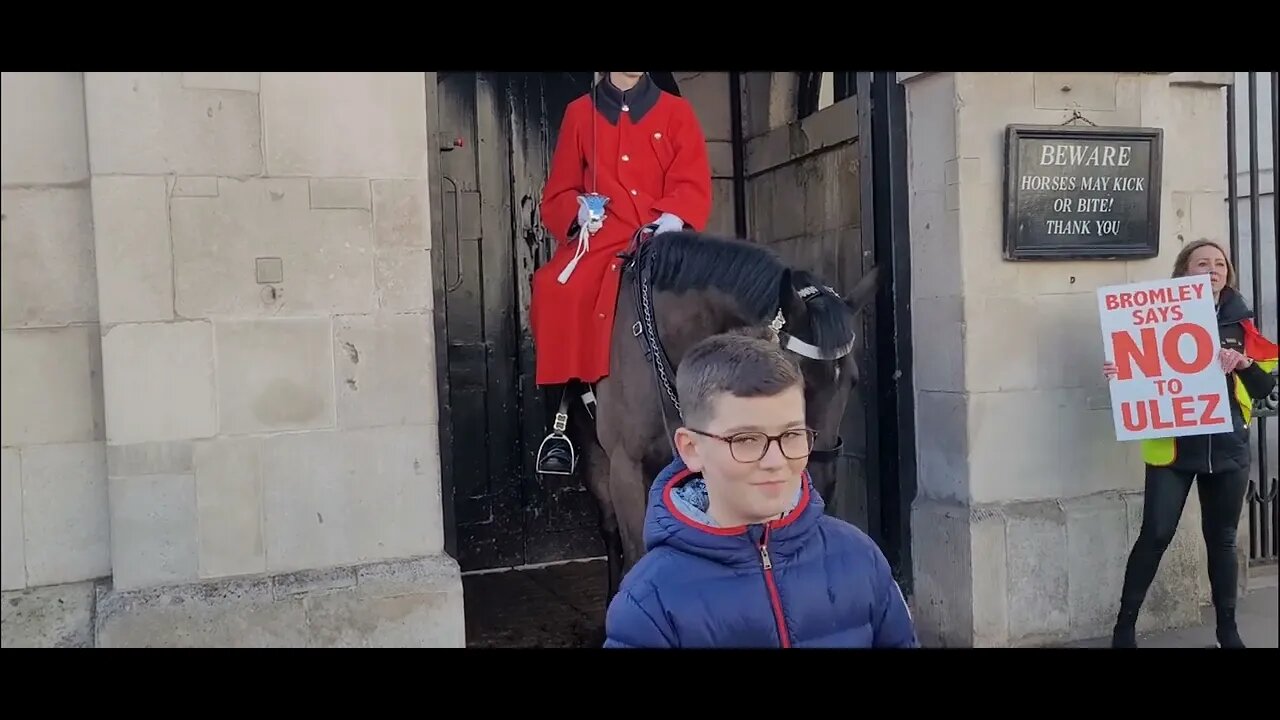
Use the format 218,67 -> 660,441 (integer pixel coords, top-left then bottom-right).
461,559 -> 608,648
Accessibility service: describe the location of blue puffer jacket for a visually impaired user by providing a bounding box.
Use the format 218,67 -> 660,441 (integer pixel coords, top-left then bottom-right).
603,456 -> 919,648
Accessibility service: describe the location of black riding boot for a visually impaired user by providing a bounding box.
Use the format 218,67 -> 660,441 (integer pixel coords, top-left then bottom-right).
1215,605 -> 1246,648
536,390 -> 577,476
1111,606 -> 1139,649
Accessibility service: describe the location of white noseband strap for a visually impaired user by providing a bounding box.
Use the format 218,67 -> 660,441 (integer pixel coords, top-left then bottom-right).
767,286 -> 857,361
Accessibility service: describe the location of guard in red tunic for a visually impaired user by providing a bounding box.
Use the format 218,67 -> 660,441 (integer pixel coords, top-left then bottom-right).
531,71 -> 713,476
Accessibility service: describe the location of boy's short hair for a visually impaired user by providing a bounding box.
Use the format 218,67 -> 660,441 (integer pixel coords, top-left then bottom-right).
676,328 -> 804,428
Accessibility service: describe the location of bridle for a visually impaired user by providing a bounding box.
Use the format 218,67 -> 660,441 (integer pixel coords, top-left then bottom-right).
620,227 -> 853,464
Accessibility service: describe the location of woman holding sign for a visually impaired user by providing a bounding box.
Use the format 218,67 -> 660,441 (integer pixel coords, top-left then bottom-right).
1103,239 -> 1277,648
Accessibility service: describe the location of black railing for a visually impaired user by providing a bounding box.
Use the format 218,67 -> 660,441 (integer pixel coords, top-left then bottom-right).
1227,72 -> 1279,565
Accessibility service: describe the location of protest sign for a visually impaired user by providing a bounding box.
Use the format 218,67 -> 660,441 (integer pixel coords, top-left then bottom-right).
1097,274 -> 1232,442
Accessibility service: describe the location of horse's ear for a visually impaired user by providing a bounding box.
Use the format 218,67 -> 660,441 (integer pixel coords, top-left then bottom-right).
842,265 -> 882,316
778,268 -> 807,320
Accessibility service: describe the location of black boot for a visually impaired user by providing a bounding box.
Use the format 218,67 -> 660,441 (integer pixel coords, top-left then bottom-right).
1111,607 -> 1139,648
1215,606 -> 1246,648
536,392 -> 576,476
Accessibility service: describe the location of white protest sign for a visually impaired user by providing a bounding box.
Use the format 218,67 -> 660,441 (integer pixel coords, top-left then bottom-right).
1097,274 -> 1232,442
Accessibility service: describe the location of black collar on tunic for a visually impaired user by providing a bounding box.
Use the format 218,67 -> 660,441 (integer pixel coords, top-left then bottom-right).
592,74 -> 661,125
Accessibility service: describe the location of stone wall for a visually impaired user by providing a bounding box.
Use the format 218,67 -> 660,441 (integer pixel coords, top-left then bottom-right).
673,71 -> 737,237
1,72 -> 112,607
904,72 -> 1233,646
1,72 -> 464,647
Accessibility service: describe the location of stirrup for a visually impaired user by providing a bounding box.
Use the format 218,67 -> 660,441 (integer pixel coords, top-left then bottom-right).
535,411 -> 576,476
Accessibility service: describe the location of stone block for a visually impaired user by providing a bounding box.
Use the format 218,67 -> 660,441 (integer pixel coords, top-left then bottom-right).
1188,190 -> 1228,241
20,442 -> 110,586
1112,74 -> 1144,127
1053,389 -> 1144,498
745,174 -> 774,241
963,294 -> 1040,392
375,248 -> 433,313
908,498 -> 973,647
306,585 -> 464,648
909,295 -> 965,393
108,473 -> 198,590
904,73 -> 956,192
372,179 -> 428,248
706,179 -> 736,236
1167,72 -> 1234,88
914,390 -> 969,502
0,72 -> 89,185
261,72 -> 427,178
260,425 -> 442,573
969,506 -> 1009,646
169,176 -> 219,198
2,449 -> 23,590
1,187 -> 98,328
907,190 -> 964,299
1004,500 -> 1069,642
967,390 -> 1060,503
706,141 -> 734,180
106,441 -> 194,477
310,178 -> 371,210
170,177 -> 377,318
1015,260 -> 1129,298
675,72 -> 731,142
1,580 -> 96,648
90,175 -> 175,324
1034,292 -> 1107,390
760,163 -> 806,242
1137,73 -> 1173,133
802,144 -> 859,235
1,325 -> 105,446
334,313 -> 437,429
1128,192 -> 1192,284
96,575 -> 308,648
83,72 -> 262,176
95,553 -> 463,647
1164,83 -> 1229,194
272,566 -> 356,598
214,317 -> 336,435
100,321 -> 217,445
194,437 -> 264,579
1065,493 -> 1129,639
181,73 -> 260,93
955,72 -> 1067,186
1034,72 -> 1119,111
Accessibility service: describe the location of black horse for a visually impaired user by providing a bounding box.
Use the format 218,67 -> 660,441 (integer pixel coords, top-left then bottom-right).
550,228 -> 881,604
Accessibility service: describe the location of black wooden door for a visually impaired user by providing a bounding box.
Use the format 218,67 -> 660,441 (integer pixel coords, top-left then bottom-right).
430,72 -> 605,572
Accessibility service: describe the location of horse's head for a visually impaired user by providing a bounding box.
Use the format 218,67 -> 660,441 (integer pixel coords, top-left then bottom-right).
773,267 -> 881,502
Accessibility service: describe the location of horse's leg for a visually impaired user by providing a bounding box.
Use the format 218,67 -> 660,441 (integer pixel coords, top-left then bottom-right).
564,387 -> 621,643
607,455 -> 650,575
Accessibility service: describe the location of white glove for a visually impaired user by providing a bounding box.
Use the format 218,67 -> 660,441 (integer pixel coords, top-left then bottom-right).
651,212 -> 684,235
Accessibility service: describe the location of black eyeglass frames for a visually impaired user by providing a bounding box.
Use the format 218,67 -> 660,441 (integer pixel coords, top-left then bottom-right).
684,427 -> 818,463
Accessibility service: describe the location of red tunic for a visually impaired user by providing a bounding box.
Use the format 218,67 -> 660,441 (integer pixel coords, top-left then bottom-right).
530,78 -> 713,386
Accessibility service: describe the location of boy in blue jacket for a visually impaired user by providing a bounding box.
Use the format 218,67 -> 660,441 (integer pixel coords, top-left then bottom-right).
603,329 -> 919,648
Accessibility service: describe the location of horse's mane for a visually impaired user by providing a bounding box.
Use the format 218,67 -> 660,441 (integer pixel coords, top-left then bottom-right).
644,230 -> 786,322
640,230 -> 858,356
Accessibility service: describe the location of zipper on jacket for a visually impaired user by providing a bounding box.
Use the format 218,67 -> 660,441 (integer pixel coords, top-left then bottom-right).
757,526 -> 791,648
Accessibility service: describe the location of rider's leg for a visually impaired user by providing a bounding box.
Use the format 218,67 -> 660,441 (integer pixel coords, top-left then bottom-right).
536,381 -> 598,476
537,383 -> 577,475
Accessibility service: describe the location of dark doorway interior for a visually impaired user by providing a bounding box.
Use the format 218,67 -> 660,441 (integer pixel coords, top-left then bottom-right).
427,71 -> 915,647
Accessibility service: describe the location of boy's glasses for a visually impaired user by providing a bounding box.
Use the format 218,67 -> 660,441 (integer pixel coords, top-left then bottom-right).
685,427 -> 819,463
